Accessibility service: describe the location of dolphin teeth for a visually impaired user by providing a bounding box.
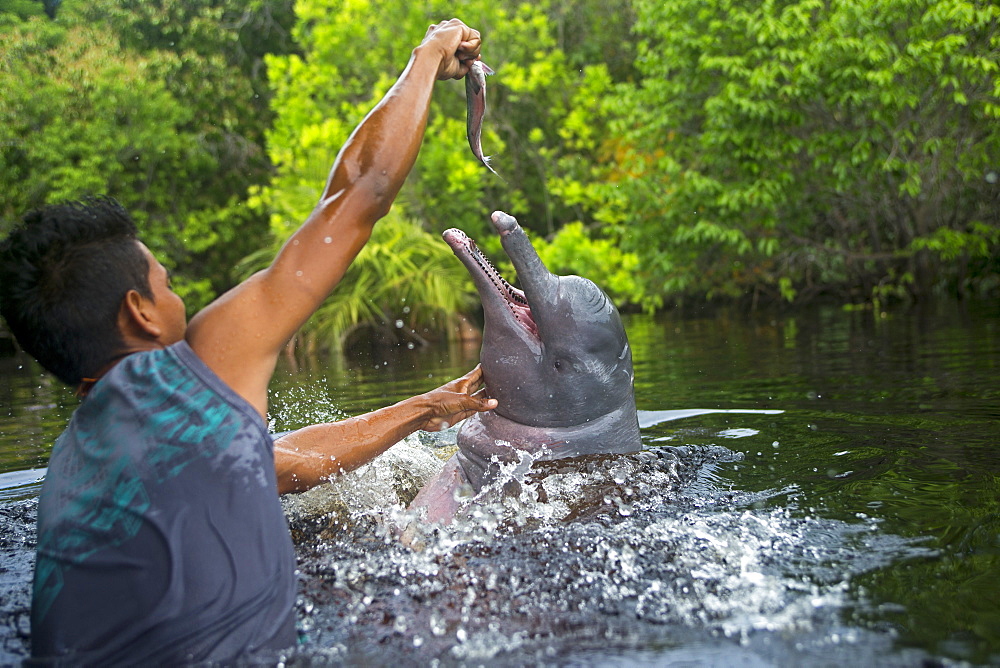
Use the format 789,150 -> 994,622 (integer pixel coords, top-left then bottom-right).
469,243 -> 528,306
448,226 -> 538,338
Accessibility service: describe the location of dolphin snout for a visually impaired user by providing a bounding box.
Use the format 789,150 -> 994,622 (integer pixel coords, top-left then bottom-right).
490,210 -> 519,235
442,228 -> 470,252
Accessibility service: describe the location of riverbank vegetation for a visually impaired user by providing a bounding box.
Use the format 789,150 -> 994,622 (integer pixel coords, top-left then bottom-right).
2,0 -> 997,351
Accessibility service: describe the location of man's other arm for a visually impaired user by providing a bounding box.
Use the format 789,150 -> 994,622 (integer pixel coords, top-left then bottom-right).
273,365 -> 495,494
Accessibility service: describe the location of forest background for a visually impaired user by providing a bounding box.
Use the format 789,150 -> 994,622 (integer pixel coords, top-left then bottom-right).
2,0 -> 997,353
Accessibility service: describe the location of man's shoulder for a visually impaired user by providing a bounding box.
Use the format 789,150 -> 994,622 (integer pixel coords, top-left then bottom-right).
107,341 -> 260,421
63,341 -> 267,465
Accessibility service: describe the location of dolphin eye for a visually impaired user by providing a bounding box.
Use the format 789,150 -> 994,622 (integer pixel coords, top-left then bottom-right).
554,359 -> 562,369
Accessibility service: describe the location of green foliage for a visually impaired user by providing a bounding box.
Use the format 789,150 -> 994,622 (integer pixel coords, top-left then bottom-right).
532,222 -> 649,311
4,0 -> 997,337
237,210 -> 475,352
592,0 -> 1000,305
910,221 -> 1000,262
0,21 -> 198,238
0,0 -> 45,22
0,1 -> 297,311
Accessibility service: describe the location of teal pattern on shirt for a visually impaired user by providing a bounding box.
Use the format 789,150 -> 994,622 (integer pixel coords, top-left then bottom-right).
33,345 -> 240,621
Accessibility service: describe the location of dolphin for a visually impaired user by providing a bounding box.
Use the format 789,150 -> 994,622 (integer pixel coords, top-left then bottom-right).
409,211 -> 641,523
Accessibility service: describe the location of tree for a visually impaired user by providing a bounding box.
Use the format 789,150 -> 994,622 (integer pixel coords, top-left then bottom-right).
595,0 -> 999,305
0,20 -> 207,303
0,2 -> 298,308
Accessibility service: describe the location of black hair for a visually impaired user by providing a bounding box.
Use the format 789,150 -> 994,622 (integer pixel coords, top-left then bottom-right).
0,197 -> 152,385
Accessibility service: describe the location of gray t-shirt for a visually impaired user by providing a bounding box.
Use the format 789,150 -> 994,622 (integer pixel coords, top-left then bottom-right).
30,341 -> 297,665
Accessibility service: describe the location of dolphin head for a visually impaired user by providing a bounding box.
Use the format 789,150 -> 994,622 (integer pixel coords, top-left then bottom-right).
443,211 -> 635,429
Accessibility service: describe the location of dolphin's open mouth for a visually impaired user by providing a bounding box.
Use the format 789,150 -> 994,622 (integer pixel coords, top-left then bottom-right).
443,228 -> 539,338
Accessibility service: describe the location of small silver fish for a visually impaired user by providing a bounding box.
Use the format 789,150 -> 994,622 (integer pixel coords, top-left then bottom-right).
466,60 -> 500,178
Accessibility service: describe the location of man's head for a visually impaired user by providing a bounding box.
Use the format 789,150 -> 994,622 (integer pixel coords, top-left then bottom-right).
0,197 -> 172,385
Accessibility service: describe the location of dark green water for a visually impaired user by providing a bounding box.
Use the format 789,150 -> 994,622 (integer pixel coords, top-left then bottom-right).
625,301 -> 1000,665
1,299 -> 998,665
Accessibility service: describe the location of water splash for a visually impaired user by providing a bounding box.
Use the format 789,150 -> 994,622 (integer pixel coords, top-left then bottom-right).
279,437 -> 934,664
0,427 -> 938,665
0,499 -> 36,660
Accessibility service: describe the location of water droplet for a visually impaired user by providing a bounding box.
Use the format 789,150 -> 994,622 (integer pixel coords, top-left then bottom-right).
324,236 -> 332,244
429,612 -> 446,636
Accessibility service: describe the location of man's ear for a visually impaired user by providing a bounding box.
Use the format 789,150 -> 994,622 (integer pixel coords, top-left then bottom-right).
120,289 -> 162,339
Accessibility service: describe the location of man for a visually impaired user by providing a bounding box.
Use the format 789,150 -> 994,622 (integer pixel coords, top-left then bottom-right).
0,19 -> 496,665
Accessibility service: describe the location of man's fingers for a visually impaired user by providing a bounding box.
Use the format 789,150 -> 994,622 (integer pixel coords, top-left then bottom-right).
450,364 -> 484,393
465,364 -> 484,385
457,36 -> 481,59
422,18 -> 481,79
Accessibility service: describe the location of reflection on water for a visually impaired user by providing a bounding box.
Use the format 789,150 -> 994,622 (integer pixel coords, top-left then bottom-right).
1,299 -> 998,664
0,356 -> 74,476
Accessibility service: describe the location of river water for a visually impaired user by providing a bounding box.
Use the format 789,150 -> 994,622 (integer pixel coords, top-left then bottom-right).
1,299 -> 997,666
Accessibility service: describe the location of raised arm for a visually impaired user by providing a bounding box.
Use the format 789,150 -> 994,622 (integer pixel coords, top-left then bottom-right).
186,19 -> 481,416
